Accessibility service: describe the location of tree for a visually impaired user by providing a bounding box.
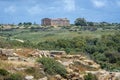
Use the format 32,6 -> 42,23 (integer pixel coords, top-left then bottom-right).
87,22 -> 94,26
23,22 -> 32,28
74,18 -> 87,26
18,22 -> 22,26
23,22 -> 32,26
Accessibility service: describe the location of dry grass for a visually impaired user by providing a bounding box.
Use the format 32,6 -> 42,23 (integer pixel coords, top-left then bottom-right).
15,48 -> 34,57
0,60 -> 14,70
0,59 -> 35,71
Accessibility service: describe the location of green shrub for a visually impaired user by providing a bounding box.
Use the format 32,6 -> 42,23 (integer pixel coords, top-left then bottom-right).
93,52 -> 107,62
84,73 -> 98,80
0,69 -> 9,76
37,57 -> 67,77
5,73 -> 23,80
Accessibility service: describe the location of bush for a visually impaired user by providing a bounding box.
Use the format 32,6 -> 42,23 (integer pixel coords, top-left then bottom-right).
37,57 -> 67,77
93,52 -> 107,62
5,73 -> 23,80
0,69 -> 9,76
104,51 -> 117,63
84,73 -> 98,80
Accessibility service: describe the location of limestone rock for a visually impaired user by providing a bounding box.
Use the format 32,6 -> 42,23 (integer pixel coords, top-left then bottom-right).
25,75 -> 34,80
66,67 -> 73,73
8,56 -> 19,61
0,49 -> 14,57
50,50 -> 66,55
39,77 -> 48,80
62,61 -> 73,67
115,73 -> 120,80
54,74 -> 62,79
32,50 -> 50,58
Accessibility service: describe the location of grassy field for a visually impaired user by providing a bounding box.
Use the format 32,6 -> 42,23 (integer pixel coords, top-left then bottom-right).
0,28 -> 118,44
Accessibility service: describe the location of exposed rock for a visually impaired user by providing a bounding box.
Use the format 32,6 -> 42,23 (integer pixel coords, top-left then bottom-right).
62,60 -> 73,67
13,53 -> 18,56
115,73 -> 120,80
72,55 -> 82,59
66,67 -> 73,73
79,56 -> 86,60
50,50 -> 66,55
56,60 -> 62,63
39,77 -> 48,80
31,50 -> 50,58
0,49 -> 16,60
39,50 -> 50,57
66,72 -> 80,79
74,59 -> 100,70
19,57 -> 28,62
84,60 -> 94,65
31,50 -> 67,58
54,74 -> 62,79
14,67 -> 27,71
61,79 -> 67,80
1,48 -> 120,80
62,55 -> 74,59
25,75 -> 34,80
85,70 -> 120,80
8,56 -> 19,61
72,77 -> 83,80
0,49 -> 14,57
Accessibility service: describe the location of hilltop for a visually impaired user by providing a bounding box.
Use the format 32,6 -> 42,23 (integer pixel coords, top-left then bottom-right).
0,19 -> 120,80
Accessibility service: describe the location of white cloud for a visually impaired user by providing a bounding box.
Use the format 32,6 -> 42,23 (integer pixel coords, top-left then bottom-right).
63,0 -> 76,12
91,0 -> 106,8
4,6 -> 16,13
27,5 -> 42,15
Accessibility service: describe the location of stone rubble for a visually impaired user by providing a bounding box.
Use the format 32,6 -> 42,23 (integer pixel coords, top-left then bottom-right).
25,75 -> 34,80
0,48 -> 120,80
38,77 -> 48,80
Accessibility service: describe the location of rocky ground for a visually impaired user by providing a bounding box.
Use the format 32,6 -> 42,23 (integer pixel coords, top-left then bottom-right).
0,48 -> 120,80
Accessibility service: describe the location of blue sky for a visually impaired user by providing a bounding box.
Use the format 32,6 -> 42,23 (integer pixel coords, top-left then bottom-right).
0,0 -> 120,24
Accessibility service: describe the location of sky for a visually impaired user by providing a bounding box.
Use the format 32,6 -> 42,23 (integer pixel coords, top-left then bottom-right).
0,0 -> 120,24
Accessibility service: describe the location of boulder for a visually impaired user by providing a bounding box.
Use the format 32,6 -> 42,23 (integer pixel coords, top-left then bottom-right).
54,74 -> 62,79
63,55 -> 73,59
62,61 -> 73,67
73,55 -> 81,59
79,56 -> 86,60
13,53 -> 18,56
115,73 -> 120,80
25,75 -> 34,80
39,50 -> 50,57
50,51 -> 66,56
32,50 -> 50,58
0,49 -> 14,57
84,60 -> 94,65
66,67 -> 73,73
8,57 -> 19,61
14,67 -> 27,71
